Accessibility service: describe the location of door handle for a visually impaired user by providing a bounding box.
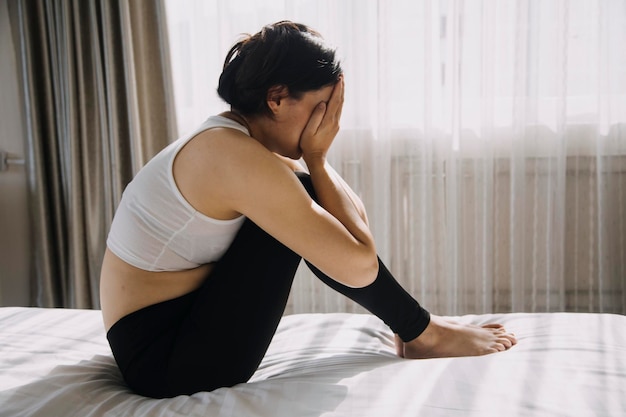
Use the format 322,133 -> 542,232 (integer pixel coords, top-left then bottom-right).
0,151 -> 25,172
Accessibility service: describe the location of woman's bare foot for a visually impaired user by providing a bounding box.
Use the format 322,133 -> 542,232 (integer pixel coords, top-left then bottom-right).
394,315 -> 517,359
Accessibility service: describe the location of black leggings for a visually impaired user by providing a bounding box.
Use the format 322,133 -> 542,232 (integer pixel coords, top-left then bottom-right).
106,172 -> 430,398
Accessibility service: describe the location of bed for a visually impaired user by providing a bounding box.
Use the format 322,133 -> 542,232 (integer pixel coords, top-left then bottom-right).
0,307 -> 624,417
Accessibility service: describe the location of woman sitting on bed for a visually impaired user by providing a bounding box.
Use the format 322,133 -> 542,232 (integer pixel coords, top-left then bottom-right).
99,20 -> 517,398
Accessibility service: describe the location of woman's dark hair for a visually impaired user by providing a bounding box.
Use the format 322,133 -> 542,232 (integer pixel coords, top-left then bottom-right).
217,21 -> 342,116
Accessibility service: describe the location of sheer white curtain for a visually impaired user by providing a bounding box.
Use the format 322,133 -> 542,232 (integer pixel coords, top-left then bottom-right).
164,0 -> 626,315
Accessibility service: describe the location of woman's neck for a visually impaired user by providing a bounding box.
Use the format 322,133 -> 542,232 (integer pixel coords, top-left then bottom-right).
220,110 -> 252,133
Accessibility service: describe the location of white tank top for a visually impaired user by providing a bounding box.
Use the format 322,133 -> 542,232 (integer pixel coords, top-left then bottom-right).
106,115 -> 247,271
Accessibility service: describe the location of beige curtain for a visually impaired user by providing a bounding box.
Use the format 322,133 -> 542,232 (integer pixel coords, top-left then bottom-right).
8,0 -> 177,308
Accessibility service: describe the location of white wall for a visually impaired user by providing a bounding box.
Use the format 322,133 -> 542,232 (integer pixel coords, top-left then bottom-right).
0,0 -> 31,306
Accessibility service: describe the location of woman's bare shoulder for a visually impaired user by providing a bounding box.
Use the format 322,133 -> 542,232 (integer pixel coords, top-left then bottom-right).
173,126 -> 297,219
188,126 -> 306,173
272,152 -> 307,173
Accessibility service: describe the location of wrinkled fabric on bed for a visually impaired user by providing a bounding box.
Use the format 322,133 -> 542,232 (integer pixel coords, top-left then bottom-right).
0,307 -> 624,417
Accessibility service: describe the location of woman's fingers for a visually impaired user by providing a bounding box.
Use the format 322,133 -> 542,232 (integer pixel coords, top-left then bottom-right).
323,77 -> 344,126
315,77 -> 343,141
303,102 -> 327,136
301,77 -> 344,160
336,76 -> 345,120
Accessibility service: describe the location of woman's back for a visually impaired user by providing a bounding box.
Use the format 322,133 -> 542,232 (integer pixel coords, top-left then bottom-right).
106,116 -> 248,272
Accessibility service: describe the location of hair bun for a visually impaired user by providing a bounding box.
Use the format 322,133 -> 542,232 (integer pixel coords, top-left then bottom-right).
217,21 -> 342,116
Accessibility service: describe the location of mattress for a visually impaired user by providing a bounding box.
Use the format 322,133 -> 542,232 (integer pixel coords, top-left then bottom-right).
0,307 -> 624,416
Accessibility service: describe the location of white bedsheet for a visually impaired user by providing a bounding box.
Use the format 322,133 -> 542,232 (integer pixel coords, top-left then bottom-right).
0,307 -> 624,416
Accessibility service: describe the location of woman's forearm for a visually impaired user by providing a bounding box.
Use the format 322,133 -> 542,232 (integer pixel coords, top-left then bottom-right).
325,163 -> 369,226
305,156 -> 376,262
